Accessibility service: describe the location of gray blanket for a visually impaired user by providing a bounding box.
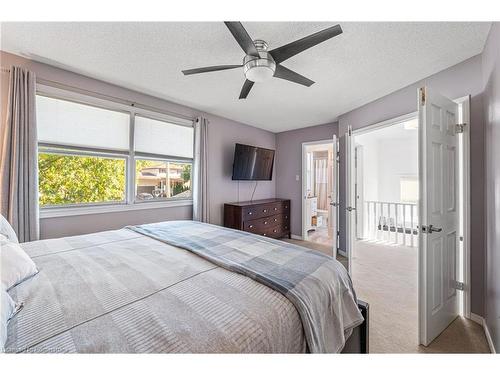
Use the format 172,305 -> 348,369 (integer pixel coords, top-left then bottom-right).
128,221 -> 363,353
7,228 -> 306,353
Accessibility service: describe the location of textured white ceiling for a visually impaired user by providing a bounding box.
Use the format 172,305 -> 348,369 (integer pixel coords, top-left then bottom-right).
0,22 -> 491,132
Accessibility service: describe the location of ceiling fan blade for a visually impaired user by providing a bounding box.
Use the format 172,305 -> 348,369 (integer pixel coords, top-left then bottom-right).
239,79 -> 254,99
182,65 -> 242,75
224,22 -> 260,58
274,64 -> 315,87
269,24 -> 343,64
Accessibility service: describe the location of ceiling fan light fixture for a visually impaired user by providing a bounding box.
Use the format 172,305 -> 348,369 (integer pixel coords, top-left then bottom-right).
245,64 -> 275,83
243,44 -> 276,83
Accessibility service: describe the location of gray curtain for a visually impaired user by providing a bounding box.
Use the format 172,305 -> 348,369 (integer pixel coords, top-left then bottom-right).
192,116 -> 209,222
0,66 -> 39,242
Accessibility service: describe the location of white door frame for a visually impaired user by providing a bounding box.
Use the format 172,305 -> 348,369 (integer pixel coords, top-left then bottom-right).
454,95 -> 471,320
345,102 -> 471,321
301,139 -> 335,241
346,113 -> 419,268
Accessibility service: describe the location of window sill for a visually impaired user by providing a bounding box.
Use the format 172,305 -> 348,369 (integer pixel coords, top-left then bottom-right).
39,199 -> 193,219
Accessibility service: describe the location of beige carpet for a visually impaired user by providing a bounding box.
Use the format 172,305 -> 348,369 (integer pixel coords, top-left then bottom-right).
283,238 -> 490,353
305,226 -> 334,248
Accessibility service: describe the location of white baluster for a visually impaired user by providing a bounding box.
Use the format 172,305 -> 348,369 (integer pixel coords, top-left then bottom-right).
395,203 -> 399,245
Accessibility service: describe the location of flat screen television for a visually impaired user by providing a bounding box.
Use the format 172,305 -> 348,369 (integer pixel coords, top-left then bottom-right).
232,143 -> 275,180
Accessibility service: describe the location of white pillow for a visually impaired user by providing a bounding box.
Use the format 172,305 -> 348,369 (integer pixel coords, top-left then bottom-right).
0,238 -> 38,290
0,215 -> 18,243
1,288 -> 19,352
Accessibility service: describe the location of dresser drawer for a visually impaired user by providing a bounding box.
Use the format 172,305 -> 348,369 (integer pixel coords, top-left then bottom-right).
243,202 -> 290,221
247,224 -> 283,238
244,214 -> 284,231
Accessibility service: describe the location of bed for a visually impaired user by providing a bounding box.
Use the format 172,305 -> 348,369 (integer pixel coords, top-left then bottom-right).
4,220 -> 367,354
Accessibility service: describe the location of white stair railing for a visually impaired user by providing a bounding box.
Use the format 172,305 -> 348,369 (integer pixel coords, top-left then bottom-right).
363,200 -> 419,247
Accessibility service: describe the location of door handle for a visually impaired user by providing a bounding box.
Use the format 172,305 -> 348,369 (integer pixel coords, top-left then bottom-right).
421,225 -> 442,234
330,202 -> 338,207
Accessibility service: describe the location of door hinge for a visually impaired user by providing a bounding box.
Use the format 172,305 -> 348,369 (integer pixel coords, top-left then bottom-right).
420,87 -> 426,106
455,123 -> 467,134
454,281 -> 465,291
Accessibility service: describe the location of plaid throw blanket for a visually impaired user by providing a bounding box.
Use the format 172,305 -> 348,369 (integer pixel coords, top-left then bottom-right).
128,221 -> 363,353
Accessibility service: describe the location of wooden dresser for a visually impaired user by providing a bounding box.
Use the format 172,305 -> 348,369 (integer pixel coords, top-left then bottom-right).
224,198 -> 291,239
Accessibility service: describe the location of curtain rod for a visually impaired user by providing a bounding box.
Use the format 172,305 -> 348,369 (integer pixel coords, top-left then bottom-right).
1,65 -> 194,122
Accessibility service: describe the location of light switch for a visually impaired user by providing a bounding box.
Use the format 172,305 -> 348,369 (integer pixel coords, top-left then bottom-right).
295,175 -> 300,181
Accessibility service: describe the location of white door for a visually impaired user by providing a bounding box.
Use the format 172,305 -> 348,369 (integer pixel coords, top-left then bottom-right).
345,126 -> 355,272
418,87 -> 460,346
330,135 -> 338,256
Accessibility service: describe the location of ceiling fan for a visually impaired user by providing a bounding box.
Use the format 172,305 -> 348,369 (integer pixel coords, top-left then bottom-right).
182,22 -> 343,99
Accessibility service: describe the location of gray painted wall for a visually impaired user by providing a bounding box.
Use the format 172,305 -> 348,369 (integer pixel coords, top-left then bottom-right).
274,55 -> 486,317
275,122 -> 338,236
482,22 -> 500,352
0,51 -> 276,239
336,54 -> 486,316
205,113 -> 276,226
40,205 -> 193,238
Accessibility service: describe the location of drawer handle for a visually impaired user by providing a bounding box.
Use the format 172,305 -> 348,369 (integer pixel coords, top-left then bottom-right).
263,233 -> 267,236
285,206 -> 288,209
248,211 -> 253,215
264,221 -> 268,225
274,207 -> 278,211
274,218 -> 277,222
273,229 -> 277,233
285,216 -> 288,219
249,225 -> 254,228
263,209 -> 267,213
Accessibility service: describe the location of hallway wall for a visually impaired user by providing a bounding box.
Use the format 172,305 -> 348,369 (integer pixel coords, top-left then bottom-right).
482,22 -> 500,353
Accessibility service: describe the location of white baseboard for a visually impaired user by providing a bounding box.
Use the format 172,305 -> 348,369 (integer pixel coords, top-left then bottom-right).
470,312 -> 483,325
291,234 -> 303,240
470,313 -> 496,354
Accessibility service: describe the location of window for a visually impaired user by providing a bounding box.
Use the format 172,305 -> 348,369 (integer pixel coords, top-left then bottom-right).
36,89 -> 194,211
400,176 -> 419,203
38,149 -> 126,206
135,160 -> 191,201
134,116 -> 193,202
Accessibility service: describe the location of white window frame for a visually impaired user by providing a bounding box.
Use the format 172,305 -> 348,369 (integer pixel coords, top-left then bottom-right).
37,84 -> 195,219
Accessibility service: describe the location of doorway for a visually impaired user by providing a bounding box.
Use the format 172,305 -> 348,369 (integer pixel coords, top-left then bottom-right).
351,114 -> 420,352
344,90 -> 471,351
301,139 -> 337,253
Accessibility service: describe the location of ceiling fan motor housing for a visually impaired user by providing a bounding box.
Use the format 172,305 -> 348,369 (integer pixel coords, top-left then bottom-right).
243,40 -> 276,83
